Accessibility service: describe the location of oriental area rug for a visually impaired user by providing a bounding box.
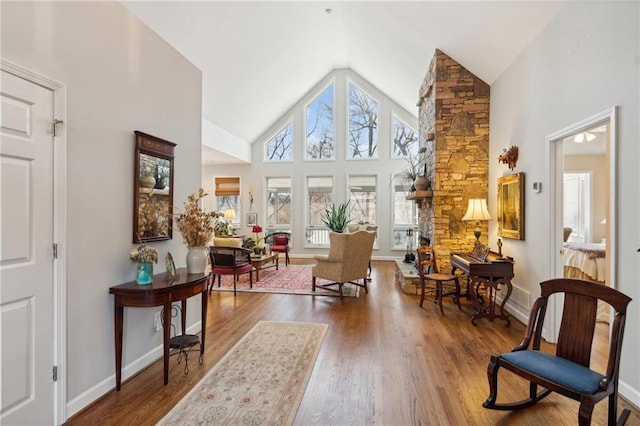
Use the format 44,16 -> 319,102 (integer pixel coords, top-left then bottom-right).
210,265 -> 360,297
157,321 -> 328,426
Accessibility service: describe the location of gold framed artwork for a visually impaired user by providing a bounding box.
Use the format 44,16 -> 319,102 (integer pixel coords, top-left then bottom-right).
497,172 -> 525,240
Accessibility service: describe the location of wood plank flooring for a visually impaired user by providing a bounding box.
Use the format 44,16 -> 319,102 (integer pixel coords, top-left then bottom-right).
66,260 -> 639,425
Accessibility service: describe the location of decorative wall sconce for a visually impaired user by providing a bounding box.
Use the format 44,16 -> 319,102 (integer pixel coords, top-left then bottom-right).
498,146 -> 519,170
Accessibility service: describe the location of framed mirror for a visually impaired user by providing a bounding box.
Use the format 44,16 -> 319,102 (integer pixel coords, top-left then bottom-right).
133,131 -> 176,243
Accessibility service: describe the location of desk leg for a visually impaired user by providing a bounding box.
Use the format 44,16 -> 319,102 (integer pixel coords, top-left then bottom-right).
200,289 -> 208,358
163,302 -> 171,385
180,300 -> 187,335
114,303 -> 124,391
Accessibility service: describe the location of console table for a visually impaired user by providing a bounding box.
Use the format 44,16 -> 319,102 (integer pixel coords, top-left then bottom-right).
109,268 -> 209,390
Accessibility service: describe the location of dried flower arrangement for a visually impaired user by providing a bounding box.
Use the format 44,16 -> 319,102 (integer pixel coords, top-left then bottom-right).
129,243 -> 158,264
175,188 -> 221,247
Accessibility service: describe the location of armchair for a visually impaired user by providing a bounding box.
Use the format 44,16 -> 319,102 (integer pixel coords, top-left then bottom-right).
265,232 -> 291,265
208,246 -> 254,296
312,230 -> 376,297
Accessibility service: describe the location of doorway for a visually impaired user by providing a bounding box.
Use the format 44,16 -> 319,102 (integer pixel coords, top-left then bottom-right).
545,107 -> 616,343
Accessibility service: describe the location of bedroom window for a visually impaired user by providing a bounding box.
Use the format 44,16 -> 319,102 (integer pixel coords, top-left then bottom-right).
305,84 -> 334,160
348,83 -> 378,159
264,122 -> 293,161
563,172 -> 591,243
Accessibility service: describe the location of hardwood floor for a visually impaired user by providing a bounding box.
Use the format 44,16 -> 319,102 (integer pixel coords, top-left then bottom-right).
67,260 -> 639,425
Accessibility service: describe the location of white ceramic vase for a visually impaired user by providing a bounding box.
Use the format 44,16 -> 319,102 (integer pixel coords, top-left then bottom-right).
186,246 -> 208,274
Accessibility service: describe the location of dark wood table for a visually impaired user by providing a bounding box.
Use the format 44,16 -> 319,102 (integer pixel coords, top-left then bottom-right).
250,252 -> 278,281
109,268 -> 209,390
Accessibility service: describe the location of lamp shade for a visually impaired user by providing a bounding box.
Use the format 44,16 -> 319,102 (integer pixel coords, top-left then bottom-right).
462,199 -> 492,222
224,208 -> 237,220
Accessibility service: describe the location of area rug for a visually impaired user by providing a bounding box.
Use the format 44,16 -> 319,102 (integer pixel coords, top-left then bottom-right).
209,264 -> 360,297
157,321 -> 328,426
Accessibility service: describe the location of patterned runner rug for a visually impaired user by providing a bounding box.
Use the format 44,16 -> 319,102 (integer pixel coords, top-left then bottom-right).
157,321 -> 328,426
210,264 -> 360,297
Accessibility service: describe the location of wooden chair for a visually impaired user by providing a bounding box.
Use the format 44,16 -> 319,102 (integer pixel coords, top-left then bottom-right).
483,278 -> 632,425
208,246 -> 254,296
416,246 -> 461,315
265,232 -> 291,265
312,230 -> 376,297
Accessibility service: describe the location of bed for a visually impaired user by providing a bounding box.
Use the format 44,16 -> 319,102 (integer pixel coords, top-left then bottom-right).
563,242 -> 606,282
563,242 -> 608,321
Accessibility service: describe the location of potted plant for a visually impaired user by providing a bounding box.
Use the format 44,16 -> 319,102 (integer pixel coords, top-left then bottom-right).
175,188 -> 221,273
400,152 -> 421,192
322,201 -> 351,233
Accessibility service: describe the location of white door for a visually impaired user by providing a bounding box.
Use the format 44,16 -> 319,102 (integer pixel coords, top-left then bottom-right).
1,69 -> 55,424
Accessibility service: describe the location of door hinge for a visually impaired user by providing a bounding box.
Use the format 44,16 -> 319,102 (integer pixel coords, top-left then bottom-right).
53,366 -> 58,382
52,119 -> 64,137
53,243 -> 58,259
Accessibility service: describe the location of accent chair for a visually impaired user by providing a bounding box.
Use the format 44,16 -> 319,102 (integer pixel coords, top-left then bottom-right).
416,246 -> 461,315
208,246 -> 254,296
483,278 -> 632,425
265,232 -> 291,265
311,230 -> 375,297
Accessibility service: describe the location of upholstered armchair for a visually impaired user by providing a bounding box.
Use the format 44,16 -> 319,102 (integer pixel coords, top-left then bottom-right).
312,230 -> 376,297
265,232 -> 291,265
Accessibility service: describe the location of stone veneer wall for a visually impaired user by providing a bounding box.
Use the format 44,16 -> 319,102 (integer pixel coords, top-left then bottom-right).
417,49 -> 490,269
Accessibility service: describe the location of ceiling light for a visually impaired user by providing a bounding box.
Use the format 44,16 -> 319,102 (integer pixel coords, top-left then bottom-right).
574,131 -> 596,143
325,8 -> 332,14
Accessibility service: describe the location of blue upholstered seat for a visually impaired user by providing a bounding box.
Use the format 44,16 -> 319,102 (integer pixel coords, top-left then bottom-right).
502,350 -> 605,394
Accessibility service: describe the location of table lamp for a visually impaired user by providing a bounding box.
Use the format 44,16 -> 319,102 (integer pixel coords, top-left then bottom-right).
224,208 -> 237,220
462,199 -> 492,241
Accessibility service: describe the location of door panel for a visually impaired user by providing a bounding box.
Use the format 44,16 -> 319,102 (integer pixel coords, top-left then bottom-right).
1,69 -> 55,424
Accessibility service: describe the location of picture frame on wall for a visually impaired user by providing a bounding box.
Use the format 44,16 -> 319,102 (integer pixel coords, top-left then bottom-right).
247,213 -> 257,226
497,172 -> 525,240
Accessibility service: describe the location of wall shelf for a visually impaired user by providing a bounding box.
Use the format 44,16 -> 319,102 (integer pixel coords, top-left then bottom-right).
406,190 -> 433,201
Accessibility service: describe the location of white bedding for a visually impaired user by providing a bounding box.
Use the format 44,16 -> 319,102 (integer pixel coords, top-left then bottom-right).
563,243 -> 606,282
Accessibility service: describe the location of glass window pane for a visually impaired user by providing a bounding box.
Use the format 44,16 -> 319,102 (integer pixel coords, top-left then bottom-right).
306,85 -> 334,160
307,176 -> 333,225
348,83 -> 378,159
264,123 -> 293,161
348,175 -> 376,224
392,115 -> 418,158
266,177 -> 292,226
392,174 -> 417,249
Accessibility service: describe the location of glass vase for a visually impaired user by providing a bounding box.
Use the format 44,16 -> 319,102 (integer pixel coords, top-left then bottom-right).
186,246 -> 208,274
136,262 -> 153,285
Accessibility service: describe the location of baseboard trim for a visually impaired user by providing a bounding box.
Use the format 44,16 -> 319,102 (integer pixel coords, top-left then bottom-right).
65,321 -> 202,420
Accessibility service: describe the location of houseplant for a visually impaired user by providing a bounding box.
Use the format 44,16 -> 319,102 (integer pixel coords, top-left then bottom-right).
322,201 -> 351,233
251,224 -> 264,254
129,243 -> 158,285
175,188 -> 221,273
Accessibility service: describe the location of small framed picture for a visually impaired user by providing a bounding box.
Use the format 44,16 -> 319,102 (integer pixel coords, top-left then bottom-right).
247,213 -> 257,226
165,252 -> 177,282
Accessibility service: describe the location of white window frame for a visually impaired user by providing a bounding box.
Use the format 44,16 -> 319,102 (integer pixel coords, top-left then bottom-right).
346,80 -> 379,161
304,175 -> 334,248
263,119 -> 294,162
391,173 -> 417,250
265,176 -> 293,235
563,171 -> 592,243
304,80 -> 335,162
391,113 -> 419,159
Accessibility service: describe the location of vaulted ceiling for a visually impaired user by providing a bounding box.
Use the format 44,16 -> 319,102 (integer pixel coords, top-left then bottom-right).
123,1 -> 564,163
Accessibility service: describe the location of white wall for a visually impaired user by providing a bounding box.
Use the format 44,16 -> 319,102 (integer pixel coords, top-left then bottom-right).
2,1 -> 203,417
490,2 -> 639,404
202,68 -> 419,259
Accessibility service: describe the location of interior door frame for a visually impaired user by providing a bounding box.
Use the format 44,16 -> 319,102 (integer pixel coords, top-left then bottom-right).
1,59 -> 68,424
545,106 -> 617,343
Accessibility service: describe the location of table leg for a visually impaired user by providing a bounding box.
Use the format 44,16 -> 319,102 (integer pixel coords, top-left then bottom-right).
201,289 -> 207,357
114,303 -> 124,391
180,300 -> 187,334
275,255 -> 279,271
255,265 -> 260,281
163,302 -> 171,385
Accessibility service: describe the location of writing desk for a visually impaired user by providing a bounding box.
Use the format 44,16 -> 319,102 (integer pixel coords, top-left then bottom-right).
109,268 -> 209,390
451,252 -> 514,326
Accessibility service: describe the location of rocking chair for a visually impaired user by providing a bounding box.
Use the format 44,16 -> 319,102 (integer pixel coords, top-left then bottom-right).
483,278 -> 632,425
